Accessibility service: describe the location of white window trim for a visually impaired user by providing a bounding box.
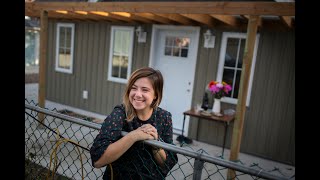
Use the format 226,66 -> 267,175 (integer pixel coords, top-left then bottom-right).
217,32 -> 260,106
55,23 -> 75,74
107,26 -> 134,84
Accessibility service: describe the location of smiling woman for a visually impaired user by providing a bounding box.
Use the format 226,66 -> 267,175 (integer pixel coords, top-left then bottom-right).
90,67 -> 178,179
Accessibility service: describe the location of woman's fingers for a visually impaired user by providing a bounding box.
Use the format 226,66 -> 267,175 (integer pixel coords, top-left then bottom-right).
139,124 -> 159,140
134,128 -> 155,139
147,131 -> 158,140
141,124 -> 157,133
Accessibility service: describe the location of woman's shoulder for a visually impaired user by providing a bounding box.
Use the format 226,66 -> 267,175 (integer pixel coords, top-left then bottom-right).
107,104 -> 126,118
156,106 -> 172,118
114,104 -> 125,112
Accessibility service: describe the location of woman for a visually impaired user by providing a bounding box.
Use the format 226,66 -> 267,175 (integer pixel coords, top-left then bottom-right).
90,67 -> 178,179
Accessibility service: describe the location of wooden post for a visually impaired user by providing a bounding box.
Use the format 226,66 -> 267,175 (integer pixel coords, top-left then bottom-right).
227,15 -> 259,179
38,10 -> 48,127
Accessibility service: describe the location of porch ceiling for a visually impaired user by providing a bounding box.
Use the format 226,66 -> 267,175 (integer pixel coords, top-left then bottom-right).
25,1 -> 295,31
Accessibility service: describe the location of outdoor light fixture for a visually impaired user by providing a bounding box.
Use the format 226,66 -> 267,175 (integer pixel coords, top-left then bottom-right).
203,29 -> 215,48
135,26 -> 147,43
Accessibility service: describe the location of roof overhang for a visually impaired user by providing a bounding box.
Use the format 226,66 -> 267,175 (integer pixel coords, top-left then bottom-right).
25,1 -> 295,31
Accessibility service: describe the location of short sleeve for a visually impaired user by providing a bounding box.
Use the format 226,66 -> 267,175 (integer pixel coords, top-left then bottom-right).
89,105 -> 126,166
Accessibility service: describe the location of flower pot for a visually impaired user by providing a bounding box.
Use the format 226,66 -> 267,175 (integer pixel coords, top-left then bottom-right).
212,98 -> 221,114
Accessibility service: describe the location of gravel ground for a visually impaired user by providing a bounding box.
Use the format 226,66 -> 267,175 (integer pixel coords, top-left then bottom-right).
25,83 -> 38,103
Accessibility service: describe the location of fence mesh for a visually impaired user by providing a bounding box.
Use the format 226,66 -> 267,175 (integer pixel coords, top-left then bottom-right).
25,99 -> 295,180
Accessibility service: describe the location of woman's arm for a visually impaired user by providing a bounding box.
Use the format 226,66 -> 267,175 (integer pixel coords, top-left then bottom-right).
152,146 -> 167,168
90,105 -> 154,168
140,124 -> 167,167
94,127 -> 154,168
157,111 -> 178,172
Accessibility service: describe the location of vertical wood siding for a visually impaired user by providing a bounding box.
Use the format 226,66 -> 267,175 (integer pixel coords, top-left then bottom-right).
45,21 -> 294,165
46,21 -> 151,116
189,30 -> 295,165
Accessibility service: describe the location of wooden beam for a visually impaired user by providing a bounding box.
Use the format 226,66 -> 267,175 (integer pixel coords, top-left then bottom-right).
38,10 -> 48,126
25,2 -> 295,16
87,12 -> 123,23
180,14 -> 216,28
56,11 -> 86,21
48,11 -> 75,20
227,15 -> 260,180
112,12 -> 154,24
210,15 -> 240,27
259,18 -> 292,32
133,13 -> 173,24
90,11 -> 136,23
74,11 -> 88,15
241,15 -> 262,27
26,12 -> 40,18
280,16 -> 293,28
157,14 -> 197,25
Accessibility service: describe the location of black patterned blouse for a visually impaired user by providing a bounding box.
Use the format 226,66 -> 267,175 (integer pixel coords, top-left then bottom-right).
90,104 -> 178,180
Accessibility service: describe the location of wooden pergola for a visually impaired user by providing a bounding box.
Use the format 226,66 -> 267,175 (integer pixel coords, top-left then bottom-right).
25,1 -> 295,179
26,2 -> 295,30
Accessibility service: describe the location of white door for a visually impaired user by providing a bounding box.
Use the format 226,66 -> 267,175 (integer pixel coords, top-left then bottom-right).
150,26 -> 199,136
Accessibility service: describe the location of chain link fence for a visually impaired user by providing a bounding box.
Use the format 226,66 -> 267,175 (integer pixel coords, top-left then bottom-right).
25,99 -> 295,180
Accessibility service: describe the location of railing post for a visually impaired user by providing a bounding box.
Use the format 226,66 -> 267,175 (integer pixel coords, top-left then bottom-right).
193,158 -> 204,180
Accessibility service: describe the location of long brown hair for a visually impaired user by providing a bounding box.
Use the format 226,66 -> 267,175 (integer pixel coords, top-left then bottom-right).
123,67 -> 163,121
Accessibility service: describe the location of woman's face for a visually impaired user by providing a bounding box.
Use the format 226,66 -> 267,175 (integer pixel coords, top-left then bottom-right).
129,77 -> 156,113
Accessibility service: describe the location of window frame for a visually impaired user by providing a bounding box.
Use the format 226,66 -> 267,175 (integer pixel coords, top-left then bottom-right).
107,26 -> 134,84
55,23 -> 75,74
217,32 -> 260,106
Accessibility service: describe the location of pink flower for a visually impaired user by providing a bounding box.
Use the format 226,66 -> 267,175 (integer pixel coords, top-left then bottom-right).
224,84 -> 232,93
208,81 -> 232,99
216,83 -> 223,88
210,85 -> 219,93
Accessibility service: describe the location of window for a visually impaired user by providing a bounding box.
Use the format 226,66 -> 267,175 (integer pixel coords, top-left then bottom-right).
164,36 -> 190,58
217,32 -> 259,106
108,26 -> 134,84
55,23 -> 75,74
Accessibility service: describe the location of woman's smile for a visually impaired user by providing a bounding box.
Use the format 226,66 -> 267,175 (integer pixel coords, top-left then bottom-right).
129,77 -> 155,112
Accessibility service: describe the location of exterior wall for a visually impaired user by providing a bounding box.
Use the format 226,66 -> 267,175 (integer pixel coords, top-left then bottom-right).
46,21 -> 152,115
189,29 -> 295,165
45,20 -> 295,165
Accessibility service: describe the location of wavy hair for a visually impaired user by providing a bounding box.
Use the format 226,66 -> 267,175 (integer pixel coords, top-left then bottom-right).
123,67 -> 163,121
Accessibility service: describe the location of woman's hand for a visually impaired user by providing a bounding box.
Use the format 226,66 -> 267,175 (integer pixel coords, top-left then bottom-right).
140,124 -> 158,140
128,127 -> 155,142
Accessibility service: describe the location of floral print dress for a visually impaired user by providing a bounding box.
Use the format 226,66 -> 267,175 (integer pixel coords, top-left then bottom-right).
90,104 -> 178,180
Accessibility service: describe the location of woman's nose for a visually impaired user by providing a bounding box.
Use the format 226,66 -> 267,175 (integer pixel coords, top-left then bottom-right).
134,89 -> 142,97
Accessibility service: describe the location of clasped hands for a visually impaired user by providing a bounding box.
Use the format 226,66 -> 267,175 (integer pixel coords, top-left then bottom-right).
129,124 -> 158,142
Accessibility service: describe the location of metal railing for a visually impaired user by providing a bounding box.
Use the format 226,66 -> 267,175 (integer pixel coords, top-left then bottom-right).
25,99 -> 295,180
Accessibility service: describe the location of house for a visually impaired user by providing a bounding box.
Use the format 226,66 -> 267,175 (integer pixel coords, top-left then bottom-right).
25,16 -> 40,69
25,16 -> 40,83
25,1 -> 295,165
